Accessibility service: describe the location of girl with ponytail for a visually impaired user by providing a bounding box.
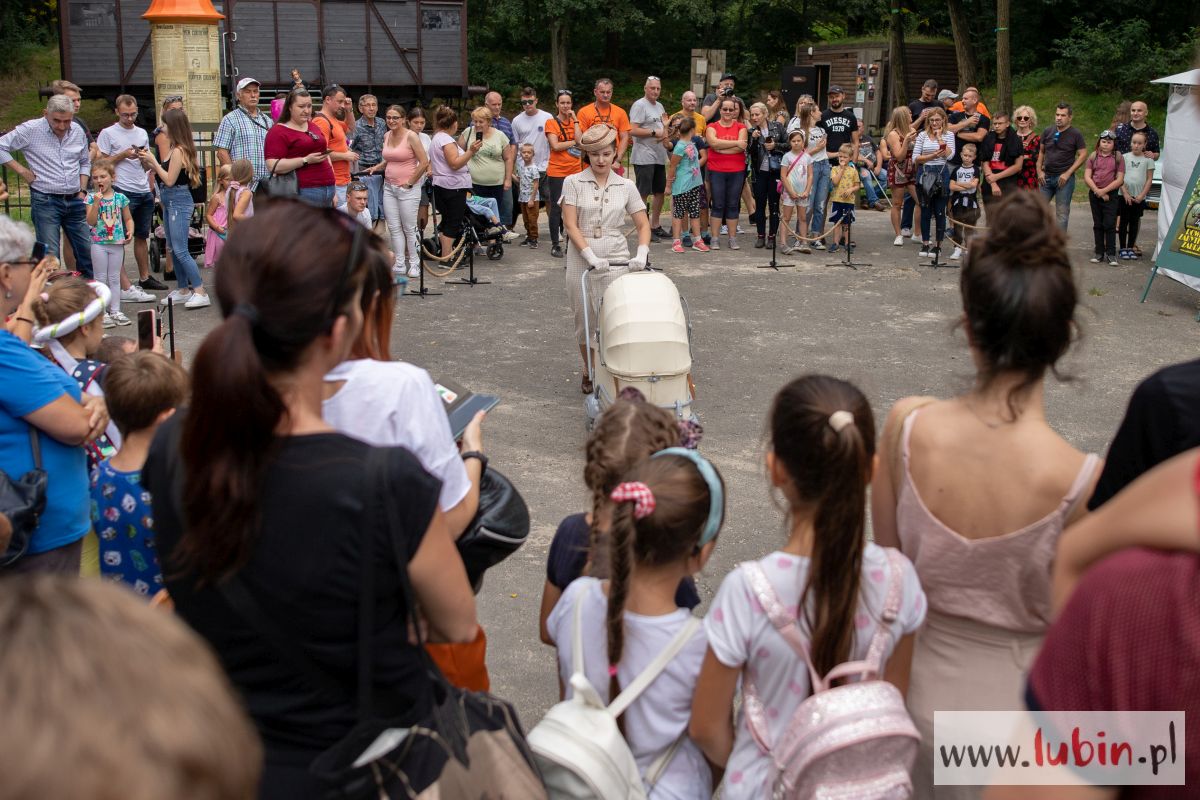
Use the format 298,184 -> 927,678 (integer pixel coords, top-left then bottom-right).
690,375 -> 926,798
143,202 -> 478,800
545,450 -> 725,799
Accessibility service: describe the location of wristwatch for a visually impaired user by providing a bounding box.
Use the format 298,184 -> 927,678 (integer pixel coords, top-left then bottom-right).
461,450 -> 488,474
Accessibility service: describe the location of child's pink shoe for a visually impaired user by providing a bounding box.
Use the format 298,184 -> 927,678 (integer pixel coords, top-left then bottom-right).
691,241 -> 710,252
672,239 -> 685,253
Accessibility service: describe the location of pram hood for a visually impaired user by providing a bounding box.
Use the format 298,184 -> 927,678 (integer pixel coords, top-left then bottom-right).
599,271 -> 691,378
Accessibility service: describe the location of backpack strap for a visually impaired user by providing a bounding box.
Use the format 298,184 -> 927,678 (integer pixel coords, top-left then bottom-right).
607,615 -> 701,718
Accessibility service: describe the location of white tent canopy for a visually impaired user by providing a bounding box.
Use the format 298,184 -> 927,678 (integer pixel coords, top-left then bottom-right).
1151,68 -> 1200,291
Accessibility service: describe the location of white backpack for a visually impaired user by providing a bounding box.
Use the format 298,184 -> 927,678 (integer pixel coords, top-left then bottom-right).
528,593 -> 701,799
741,550 -> 920,799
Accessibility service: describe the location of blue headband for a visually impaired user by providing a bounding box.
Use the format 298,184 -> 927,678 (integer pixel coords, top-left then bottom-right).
651,447 -> 724,546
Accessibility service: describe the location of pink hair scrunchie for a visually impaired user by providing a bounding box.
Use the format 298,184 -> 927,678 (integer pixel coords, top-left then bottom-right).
610,481 -> 656,520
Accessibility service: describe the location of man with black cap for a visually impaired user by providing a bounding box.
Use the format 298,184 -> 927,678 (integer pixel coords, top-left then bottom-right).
820,85 -> 859,163
214,77 -> 273,193
702,73 -> 743,124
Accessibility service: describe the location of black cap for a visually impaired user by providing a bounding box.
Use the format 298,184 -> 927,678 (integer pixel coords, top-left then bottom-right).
827,84 -> 844,94
720,72 -> 736,82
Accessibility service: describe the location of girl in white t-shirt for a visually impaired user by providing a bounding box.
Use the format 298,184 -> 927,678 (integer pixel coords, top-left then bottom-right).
547,449 -> 726,800
690,375 -> 926,799
779,130 -> 813,255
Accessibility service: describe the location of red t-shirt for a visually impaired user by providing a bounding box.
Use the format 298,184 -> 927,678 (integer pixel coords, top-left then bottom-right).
707,121 -> 747,173
1028,546 -> 1200,797
263,122 -> 335,190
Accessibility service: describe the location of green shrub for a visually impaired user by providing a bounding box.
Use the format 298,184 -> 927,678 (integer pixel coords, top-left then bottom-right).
1054,20 -> 1197,95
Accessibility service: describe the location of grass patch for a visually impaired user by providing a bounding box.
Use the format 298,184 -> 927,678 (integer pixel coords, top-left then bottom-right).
0,44 -> 109,133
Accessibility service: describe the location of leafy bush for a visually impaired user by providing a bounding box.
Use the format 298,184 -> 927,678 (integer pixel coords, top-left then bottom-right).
1054,20 -> 1197,94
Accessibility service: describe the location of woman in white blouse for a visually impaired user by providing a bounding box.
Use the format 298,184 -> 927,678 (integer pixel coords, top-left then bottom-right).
912,106 -> 956,258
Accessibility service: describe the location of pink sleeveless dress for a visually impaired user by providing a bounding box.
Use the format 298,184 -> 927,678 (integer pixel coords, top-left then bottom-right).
896,408 -> 1100,799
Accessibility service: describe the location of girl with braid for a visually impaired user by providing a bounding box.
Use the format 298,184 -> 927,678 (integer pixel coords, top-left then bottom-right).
546,449 -> 725,799
539,392 -> 701,645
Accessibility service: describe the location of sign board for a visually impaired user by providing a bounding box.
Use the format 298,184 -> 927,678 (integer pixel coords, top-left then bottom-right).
151,23 -> 222,125
1155,152 -> 1200,282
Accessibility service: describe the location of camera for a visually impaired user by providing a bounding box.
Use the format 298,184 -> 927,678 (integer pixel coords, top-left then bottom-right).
721,87 -> 735,97
764,135 -> 774,144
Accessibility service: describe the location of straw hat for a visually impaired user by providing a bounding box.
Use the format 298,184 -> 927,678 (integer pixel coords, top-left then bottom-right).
579,124 -> 617,153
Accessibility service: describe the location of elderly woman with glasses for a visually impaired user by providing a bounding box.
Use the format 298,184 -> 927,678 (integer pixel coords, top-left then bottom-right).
263,89 -> 336,207
561,125 -> 651,394
0,216 -> 108,574
1013,106 -> 1041,191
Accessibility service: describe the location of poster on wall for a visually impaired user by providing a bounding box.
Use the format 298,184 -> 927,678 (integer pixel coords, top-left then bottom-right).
1156,153 -> 1200,282
151,23 -> 222,125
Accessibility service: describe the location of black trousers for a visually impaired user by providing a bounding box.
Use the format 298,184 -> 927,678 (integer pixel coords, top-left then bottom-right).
750,168 -> 781,237
1118,196 -> 1145,249
1089,192 -> 1119,257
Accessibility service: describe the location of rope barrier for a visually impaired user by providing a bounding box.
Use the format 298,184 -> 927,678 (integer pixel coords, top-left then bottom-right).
419,233 -> 470,278
947,212 -> 987,231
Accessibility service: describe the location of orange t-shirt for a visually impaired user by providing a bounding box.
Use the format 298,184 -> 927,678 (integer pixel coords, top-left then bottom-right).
949,100 -> 992,118
577,103 -> 631,136
312,113 -> 351,185
546,115 -> 582,178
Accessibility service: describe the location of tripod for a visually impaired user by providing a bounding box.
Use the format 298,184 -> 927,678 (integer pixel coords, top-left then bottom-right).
825,217 -> 869,270
444,230 -> 491,286
403,239 -> 442,298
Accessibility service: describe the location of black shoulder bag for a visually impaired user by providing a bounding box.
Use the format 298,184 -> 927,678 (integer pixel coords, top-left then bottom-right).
0,427 -> 48,567
219,447 -> 546,799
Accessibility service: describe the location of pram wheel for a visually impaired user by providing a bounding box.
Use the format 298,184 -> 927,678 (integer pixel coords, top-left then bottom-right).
149,243 -> 161,274
487,243 -> 504,261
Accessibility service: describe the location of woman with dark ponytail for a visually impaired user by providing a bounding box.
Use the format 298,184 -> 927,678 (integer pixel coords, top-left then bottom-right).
871,190 -> 1101,800
144,201 -> 478,800
545,450 -> 724,799
691,375 -> 925,798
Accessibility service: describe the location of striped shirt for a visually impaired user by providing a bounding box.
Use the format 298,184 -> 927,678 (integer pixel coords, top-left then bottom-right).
913,130 -> 956,167
213,106 -> 273,189
0,116 -> 90,195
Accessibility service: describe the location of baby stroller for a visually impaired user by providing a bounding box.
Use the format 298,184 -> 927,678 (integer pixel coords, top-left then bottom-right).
147,202 -> 206,278
581,263 -> 698,430
422,208 -> 507,264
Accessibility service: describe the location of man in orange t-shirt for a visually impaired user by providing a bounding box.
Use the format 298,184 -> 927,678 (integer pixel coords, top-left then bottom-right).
312,85 -> 359,208
577,78 -> 631,162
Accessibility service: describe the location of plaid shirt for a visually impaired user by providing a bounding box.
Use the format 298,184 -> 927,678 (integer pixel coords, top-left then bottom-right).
213,106 -> 273,188
352,115 -> 387,167
0,116 -> 90,195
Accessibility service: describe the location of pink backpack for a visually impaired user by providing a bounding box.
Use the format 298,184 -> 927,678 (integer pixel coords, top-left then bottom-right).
741,550 -> 919,799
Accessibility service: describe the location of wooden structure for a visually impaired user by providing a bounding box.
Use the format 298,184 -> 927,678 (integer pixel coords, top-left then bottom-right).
789,41 -> 958,130
690,49 -> 727,101
58,0 -> 470,108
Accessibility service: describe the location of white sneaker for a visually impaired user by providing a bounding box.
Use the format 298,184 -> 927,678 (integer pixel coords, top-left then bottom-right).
911,233 -> 922,243
110,310 -> 132,326
121,286 -> 155,303
727,236 -> 739,250
812,240 -> 825,251
160,289 -> 192,306
893,235 -> 905,246
950,246 -> 963,261
919,246 -> 932,258
407,263 -> 421,278
102,312 -> 116,329
501,229 -> 519,243
719,224 -> 728,235
184,292 -> 211,309
736,224 -> 745,234
900,228 -> 912,237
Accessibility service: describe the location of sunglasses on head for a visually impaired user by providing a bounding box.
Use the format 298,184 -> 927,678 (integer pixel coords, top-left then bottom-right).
556,89 -> 572,98
164,95 -> 183,104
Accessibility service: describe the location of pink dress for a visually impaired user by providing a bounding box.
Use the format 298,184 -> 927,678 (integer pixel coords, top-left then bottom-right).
204,198 -> 227,268
896,408 -> 1100,798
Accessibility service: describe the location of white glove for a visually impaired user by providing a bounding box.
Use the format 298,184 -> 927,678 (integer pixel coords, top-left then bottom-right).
580,247 -> 609,270
628,245 -> 650,271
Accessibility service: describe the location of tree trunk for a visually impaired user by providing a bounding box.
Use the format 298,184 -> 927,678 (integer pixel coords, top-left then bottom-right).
888,0 -> 908,109
550,19 -> 568,91
995,0 -> 1012,116
603,31 -> 621,69
946,0 -> 978,90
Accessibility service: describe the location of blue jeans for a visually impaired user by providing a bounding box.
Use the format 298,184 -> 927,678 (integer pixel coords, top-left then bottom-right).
901,192 -> 916,231
160,184 -> 203,290
1040,173 -> 1075,230
360,173 -> 384,221
807,159 -> 832,236
918,164 -> 950,244
30,190 -> 93,278
298,184 -> 335,207
119,188 -> 156,239
861,167 -> 887,205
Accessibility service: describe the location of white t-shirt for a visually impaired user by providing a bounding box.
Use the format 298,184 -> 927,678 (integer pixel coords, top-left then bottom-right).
913,130 -> 956,168
548,577 -> 712,800
97,122 -> 151,193
629,98 -> 668,166
781,150 -> 813,196
805,126 -> 828,162
511,109 -> 554,172
418,132 -> 433,185
704,544 -> 926,799
322,359 -> 470,512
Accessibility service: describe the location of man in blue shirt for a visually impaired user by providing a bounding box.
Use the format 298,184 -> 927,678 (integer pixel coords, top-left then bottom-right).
485,91 -> 518,227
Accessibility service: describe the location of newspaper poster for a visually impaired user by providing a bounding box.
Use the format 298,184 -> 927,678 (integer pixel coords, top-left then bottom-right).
1157,152 -> 1200,281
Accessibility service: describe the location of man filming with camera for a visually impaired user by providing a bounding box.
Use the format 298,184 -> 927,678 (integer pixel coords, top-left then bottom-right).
702,73 -> 744,124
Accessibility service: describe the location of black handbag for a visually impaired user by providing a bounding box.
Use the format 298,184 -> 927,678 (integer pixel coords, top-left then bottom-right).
220,448 -> 545,799
917,165 -> 944,207
0,428 -> 48,567
263,155 -> 299,199
456,468 -> 530,593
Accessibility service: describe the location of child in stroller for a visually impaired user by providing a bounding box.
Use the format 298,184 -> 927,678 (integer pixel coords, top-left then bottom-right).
466,192 -> 519,243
